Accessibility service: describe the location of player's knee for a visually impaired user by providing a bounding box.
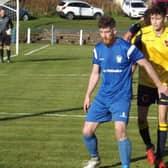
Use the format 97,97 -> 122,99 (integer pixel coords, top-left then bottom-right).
82,126 -> 95,137
83,128 -> 92,137
116,134 -> 127,141
4,46 -> 10,50
115,128 -> 127,141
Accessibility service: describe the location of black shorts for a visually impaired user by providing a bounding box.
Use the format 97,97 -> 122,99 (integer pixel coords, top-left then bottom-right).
137,84 -> 159,106
0,33 -> 11,46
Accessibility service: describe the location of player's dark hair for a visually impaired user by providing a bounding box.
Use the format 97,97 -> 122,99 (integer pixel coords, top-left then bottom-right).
143,8 -> 152,26
98,16 -> 116,29
0,6 -> 5,11
150,5 -> 166,17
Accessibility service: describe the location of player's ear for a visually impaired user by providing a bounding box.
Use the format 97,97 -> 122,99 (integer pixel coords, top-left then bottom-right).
112,27 -> 117,35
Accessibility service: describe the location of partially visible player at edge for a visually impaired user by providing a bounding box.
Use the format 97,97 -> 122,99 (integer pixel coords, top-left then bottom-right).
123,8 -> 151,42
131,6 -> 168,168
0,7 -> 13,63
82,16 -> 168,168
123,8 -> 151,74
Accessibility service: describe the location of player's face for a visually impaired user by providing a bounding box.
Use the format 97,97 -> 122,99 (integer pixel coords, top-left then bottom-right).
150,14 -> 165,32
99,27 -> 115,46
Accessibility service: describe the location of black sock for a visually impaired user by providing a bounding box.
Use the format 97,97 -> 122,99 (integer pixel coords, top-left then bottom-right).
0,49 -> 4,62
139,127 -> 153,149
7,50 -> 11,61
156,124 -> 167,159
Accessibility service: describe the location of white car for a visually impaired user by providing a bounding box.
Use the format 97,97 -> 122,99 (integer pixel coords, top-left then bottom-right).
122,0 -> 148,18
56,0 -> 104,20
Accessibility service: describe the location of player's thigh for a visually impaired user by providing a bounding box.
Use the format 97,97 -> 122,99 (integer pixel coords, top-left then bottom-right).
4,45 -> 10,50
4,35 -> 11,47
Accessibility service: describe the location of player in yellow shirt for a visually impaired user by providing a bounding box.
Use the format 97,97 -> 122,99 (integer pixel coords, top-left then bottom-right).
132,6 -> 168,168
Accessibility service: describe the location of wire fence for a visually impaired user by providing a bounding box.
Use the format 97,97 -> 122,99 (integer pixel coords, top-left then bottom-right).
11,26 -> 127,45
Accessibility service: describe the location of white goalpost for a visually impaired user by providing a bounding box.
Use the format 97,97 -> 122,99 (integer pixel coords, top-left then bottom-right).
0,0 -> 19,56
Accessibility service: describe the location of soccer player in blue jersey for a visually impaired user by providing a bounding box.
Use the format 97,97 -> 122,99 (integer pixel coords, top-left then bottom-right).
82,16 -> 168,168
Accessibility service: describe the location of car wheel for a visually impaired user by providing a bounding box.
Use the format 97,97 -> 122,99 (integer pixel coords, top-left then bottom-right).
22,14 -> 29,21
66,12 -> 74,20
94,13 -> 101,20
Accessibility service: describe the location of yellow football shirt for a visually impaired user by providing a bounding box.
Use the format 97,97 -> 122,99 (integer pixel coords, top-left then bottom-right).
133,25 -> 168,87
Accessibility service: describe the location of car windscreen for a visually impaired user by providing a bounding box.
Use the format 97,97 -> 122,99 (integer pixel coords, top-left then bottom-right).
131,3 -> 145,8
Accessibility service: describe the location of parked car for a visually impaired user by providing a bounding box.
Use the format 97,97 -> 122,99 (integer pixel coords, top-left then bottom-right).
56,0 -> 104,20
3,5 -> 31,21
19,8 -> 31,21
122,0 -> 148,18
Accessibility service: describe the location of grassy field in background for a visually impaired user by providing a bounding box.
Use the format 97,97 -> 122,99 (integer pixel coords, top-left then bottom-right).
0,44 -> 167,168
19,14 -> 136,31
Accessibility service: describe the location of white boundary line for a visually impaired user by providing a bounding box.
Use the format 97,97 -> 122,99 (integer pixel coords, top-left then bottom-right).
24,44 -> 49,56
1,44 -> 49,60
0,73 -> 89,77
0,112 -> 158,120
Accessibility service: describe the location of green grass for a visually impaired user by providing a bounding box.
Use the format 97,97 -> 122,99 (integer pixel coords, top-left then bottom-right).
19,15 -> 137,31
0,44 -> 167,168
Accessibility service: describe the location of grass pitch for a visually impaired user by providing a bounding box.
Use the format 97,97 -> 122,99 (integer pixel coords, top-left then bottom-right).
0,44 -> 167,168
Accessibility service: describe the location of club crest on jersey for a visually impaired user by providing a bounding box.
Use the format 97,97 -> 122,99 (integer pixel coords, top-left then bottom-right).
116,55 -> 122,63
119,112 -> 127,118
164,39 -> 168,46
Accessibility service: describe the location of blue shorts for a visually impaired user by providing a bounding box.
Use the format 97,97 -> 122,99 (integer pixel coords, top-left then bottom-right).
86,98 -> 131,123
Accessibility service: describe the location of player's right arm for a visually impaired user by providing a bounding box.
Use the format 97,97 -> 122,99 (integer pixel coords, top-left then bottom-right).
83,64 -> 100,113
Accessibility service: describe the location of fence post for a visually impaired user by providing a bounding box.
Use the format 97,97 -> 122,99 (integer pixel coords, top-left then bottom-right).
27,27 -> 31,44
51,25 -> 56,46
11,27 -> 16,43
79,29 -> 83,46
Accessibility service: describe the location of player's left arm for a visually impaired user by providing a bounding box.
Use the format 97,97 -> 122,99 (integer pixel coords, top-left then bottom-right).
137,58 -> 168,96
9,18 -> 13,29
6,18 -> 13,35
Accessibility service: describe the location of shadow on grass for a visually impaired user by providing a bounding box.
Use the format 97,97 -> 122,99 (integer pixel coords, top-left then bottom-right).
100,149 -> 168,168
0,107 -> 83,121
18,57 -> 90,63
100,155 -> 146,168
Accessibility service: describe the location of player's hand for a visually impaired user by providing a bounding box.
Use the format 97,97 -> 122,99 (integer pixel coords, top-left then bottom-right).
6,28 -> 11,35
83,96 -> 90,113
